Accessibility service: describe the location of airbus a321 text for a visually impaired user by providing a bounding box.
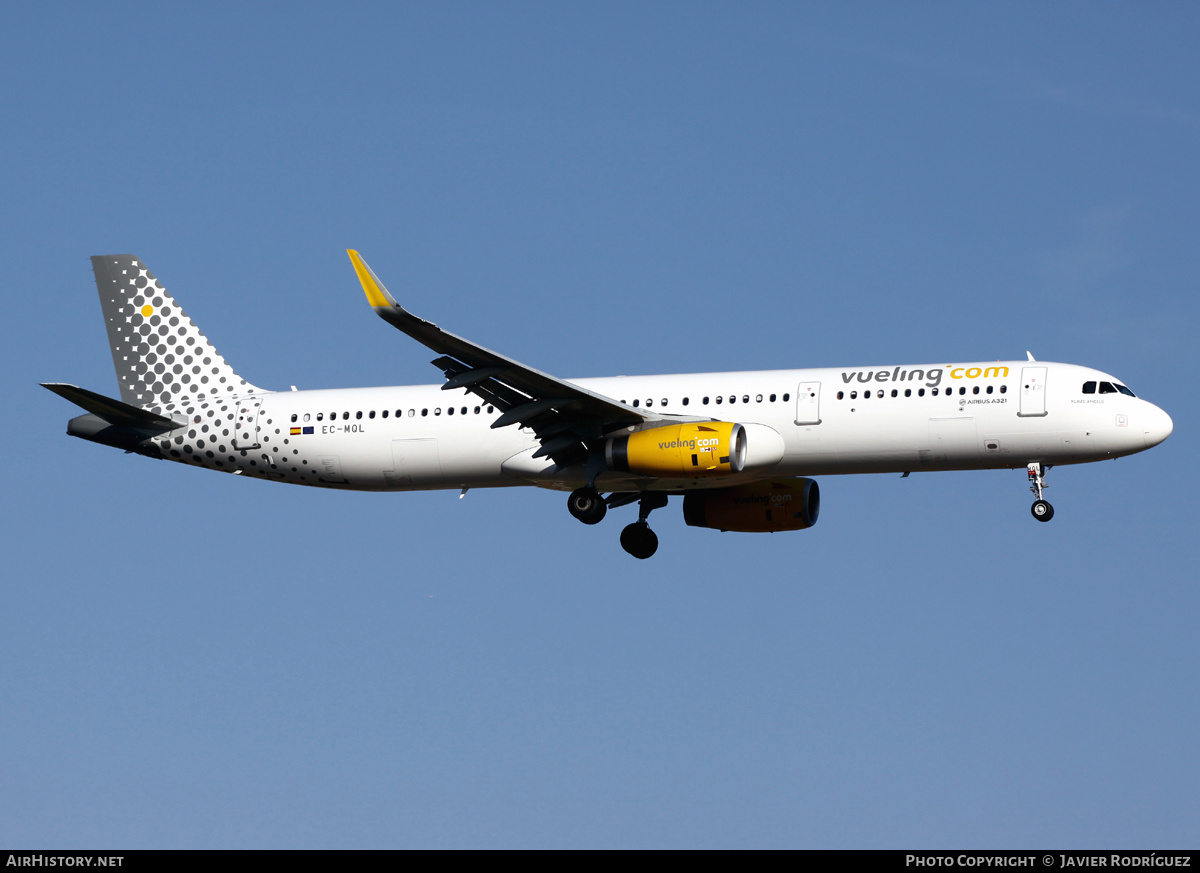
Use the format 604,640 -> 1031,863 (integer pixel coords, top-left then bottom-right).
45,253 -> 1174,558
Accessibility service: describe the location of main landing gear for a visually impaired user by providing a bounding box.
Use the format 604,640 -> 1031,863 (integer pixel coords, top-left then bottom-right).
566,488 -> 667,558
567,487 -> 607,525
620,493 -> 668,560
1028,462 -> 1054,522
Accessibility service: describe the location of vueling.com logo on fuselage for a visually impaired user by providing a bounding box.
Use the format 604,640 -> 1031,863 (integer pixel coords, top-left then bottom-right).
839,365 -> 1009,388
658,437 -> 721,451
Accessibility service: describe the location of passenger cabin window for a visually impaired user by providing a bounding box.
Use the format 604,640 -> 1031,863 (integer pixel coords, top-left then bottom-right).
837,391 -> 845,400
1083,381 -> 1097,394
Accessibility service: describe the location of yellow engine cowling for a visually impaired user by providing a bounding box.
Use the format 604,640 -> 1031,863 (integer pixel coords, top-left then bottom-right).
606,422 -> 746,477
682,478 -> 820,532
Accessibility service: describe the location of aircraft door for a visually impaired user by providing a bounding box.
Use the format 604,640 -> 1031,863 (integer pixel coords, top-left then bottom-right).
1019,367 -> 1048,417
929,417 -> 978,463
388,438 -> 444,487
232,398 -> 262,449
317,455 -> 348,484
795,382 -> 821,426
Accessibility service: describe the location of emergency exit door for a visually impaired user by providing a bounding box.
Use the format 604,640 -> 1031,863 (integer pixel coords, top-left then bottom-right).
232,398 -> 262,449
795,382 -> 821,426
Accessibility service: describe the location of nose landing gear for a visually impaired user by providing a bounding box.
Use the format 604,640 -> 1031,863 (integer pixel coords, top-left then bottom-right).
1028,462 -> 1054,522
620,493 -> 668,559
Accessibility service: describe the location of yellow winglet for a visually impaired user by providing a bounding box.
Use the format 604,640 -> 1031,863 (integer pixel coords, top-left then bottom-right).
347,249 -> 397,308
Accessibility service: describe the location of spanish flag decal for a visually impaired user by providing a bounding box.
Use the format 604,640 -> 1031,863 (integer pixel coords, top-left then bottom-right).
290,427 -> 302,435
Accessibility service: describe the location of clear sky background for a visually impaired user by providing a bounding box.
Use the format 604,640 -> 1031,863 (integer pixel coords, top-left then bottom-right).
2,2 -> 1197,849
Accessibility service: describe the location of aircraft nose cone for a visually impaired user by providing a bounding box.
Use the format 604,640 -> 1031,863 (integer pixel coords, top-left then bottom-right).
1143,404 -> 1174,449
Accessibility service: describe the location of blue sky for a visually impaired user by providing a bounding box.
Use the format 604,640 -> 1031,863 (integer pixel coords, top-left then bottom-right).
2,2 -> 1197,848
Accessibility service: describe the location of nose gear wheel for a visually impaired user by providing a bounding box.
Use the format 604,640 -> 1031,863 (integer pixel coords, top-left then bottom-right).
1027,463 -> 1054,522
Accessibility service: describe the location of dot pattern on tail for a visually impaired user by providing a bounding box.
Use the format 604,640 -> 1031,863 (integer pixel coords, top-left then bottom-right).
91,254 -> 259,413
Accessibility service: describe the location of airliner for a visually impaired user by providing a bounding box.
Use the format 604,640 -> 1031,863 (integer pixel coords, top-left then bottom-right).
44,253 -> 1174,558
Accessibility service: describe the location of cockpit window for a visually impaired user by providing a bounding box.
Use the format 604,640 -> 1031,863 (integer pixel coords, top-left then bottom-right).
1099,382 -> 1118,394
1116,384 -> 1136,397
1082,381 -> 1096,394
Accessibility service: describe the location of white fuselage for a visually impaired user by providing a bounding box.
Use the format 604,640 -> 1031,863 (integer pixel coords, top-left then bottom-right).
170,360 -> 1170,493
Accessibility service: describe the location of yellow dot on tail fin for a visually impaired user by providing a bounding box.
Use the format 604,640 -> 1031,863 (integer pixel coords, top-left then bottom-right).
141,305 -> 153,317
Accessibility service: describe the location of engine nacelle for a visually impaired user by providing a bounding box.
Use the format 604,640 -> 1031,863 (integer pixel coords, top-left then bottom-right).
737,422 -> 786,471
606,422 -> 746,477
682,478 -> 820,532
606,422 -> 786,478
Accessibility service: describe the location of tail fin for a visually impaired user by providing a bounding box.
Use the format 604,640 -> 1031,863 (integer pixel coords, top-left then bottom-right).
91,255 -> 263,411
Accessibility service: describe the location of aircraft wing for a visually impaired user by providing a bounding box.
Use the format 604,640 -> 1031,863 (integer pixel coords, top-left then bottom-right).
348,250 -> 659,468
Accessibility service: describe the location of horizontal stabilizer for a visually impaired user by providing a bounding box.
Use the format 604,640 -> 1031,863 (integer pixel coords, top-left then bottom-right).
41,383 -> 181,432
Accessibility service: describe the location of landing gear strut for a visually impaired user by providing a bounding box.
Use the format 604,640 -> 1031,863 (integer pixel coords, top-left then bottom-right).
621,493 -> 668,559
1028,462 -> 1054,522
567,487 -> 607,525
